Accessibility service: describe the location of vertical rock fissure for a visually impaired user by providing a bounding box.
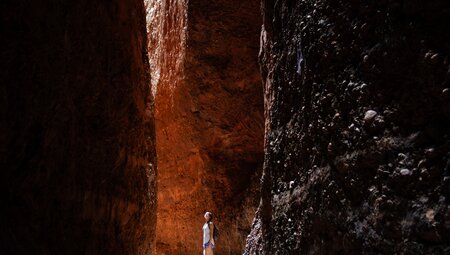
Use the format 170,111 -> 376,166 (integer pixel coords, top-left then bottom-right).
145,0 -> 264,254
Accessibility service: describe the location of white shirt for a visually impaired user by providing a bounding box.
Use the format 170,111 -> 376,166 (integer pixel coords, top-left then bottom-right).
203,222 -> 213,244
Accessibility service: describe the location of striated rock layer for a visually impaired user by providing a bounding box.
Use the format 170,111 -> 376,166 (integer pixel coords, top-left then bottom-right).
0,1 -> 156,254
146,0 -> 264,254
246,0 -> 450,254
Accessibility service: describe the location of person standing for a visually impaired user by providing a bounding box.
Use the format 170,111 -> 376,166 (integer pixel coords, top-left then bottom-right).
202,211 -> 215,255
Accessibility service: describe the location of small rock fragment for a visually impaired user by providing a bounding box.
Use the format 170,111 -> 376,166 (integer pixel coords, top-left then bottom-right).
425,209 -> 435,222
425,148 -> 436,159
289,181 -> 295,189
364,110 -> 378,124
400,168 -> 411,176
418,159 -> 427,168
363,55 -> 369,63
442,88 -> 450,99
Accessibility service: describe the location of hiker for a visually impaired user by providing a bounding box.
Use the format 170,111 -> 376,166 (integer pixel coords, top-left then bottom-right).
202,211 -> 216,255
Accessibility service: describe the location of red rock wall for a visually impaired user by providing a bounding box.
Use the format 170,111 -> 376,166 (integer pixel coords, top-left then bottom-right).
245,0 -> 450,254
145,0 -> 187,97
146,0 -> 264,254
0,1 -> 156,254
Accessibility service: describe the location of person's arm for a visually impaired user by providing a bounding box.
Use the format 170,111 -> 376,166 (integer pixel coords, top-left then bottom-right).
209,222 -> 215,245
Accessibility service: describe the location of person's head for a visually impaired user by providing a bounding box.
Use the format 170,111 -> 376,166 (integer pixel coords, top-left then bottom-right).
204,211 -> 213,222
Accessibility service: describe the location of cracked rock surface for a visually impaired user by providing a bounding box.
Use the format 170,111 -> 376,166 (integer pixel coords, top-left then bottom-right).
245,0 -> 450,254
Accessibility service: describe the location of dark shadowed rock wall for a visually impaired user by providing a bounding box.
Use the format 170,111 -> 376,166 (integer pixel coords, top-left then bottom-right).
0,1 -> 156,254
145,0 -> 264,254
246,0 -> 450,254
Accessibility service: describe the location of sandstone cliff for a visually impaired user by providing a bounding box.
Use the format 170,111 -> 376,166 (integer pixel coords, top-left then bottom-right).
245,0 -> 450,254
1,1 -> 156,254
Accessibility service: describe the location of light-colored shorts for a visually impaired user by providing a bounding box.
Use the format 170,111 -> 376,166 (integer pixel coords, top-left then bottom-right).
203,241 -> 215,249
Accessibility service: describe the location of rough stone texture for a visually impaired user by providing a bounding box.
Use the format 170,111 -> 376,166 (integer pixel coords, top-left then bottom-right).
0,1 -> 156,254
146,0 -> 264,254
246,0 -> 450,254
145,0 -> 187,98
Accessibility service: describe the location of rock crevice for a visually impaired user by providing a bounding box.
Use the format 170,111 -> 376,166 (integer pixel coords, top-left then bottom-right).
146,0 -> 264,254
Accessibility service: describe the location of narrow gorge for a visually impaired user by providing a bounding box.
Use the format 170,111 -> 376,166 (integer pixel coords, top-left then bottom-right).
1,0 -> 449,255
145,0 -> 264,254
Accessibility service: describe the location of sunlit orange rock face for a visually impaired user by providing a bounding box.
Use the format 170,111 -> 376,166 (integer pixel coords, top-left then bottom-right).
1,1 -> 156,254
146,0 -> 264,254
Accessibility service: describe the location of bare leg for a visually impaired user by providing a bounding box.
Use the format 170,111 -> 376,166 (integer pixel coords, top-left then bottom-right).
205,246 -> 214,255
